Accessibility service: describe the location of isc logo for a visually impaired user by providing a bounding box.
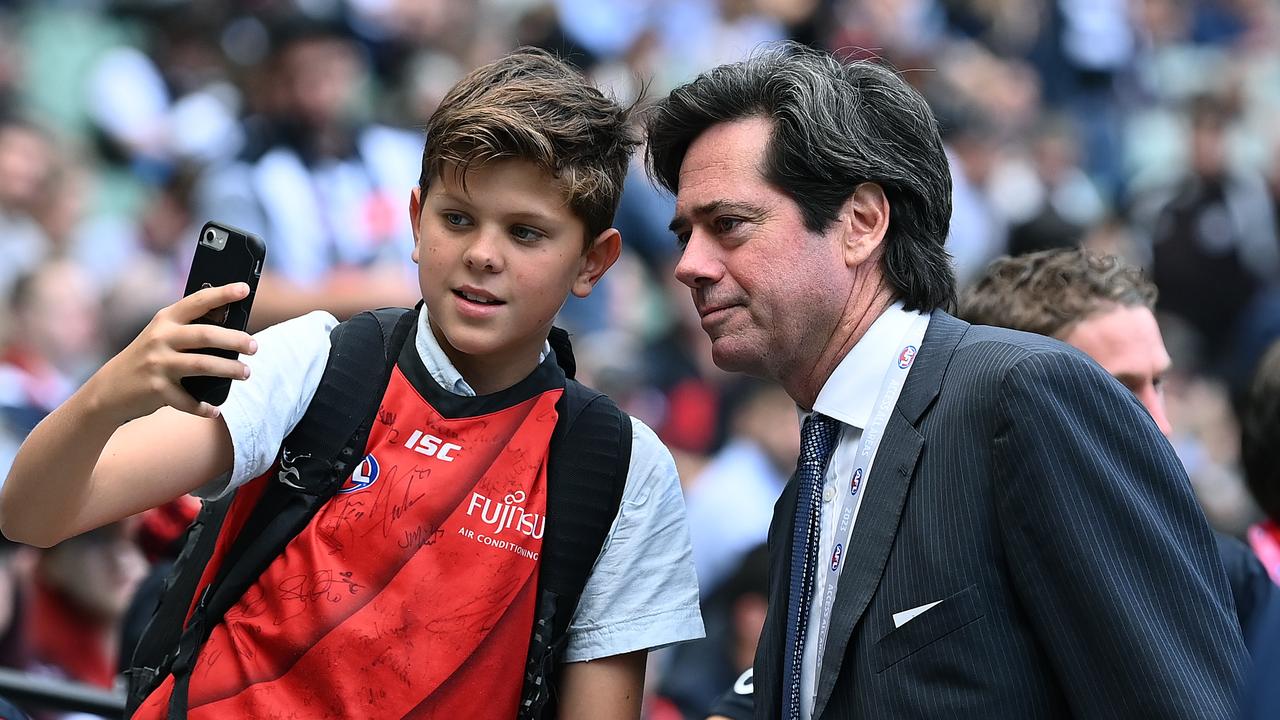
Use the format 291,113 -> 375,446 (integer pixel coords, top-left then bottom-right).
404,429 -> 462,462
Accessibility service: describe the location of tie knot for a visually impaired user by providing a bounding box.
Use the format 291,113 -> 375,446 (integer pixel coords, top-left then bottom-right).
800,412 -> 840,468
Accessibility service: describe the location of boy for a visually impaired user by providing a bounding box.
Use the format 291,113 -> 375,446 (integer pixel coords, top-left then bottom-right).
0,49 -> 703,718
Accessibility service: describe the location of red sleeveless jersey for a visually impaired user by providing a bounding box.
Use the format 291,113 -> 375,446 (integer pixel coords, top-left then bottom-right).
135,350 -> 564,719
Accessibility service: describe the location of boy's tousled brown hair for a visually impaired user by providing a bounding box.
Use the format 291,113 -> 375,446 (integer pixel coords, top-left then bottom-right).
420,48 -> 638,242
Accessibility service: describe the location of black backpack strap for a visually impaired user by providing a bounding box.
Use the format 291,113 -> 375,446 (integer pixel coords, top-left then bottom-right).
273,307 -> 415,495
518,376 -> 632,719
131,307 -> 415,719
547,326 -> 576,380
124,499 -> 232,715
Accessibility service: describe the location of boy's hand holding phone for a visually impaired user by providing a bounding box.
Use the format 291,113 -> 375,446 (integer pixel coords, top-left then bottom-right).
0,222 -> 265,549
91,283 -> 258,421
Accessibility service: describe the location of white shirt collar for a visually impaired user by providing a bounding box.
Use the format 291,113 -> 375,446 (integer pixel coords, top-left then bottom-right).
809,300 -> 929,430
414,307 -> 550,398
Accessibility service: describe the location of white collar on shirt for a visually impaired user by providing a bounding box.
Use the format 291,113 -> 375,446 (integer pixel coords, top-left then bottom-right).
807,300 -> 929,430
413,307 -> 551,398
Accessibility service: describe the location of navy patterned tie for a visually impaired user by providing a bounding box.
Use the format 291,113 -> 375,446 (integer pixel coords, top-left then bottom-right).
782,412 -> 841,720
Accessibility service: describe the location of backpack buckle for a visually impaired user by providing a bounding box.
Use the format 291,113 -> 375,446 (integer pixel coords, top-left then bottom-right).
277,448 -> 330,495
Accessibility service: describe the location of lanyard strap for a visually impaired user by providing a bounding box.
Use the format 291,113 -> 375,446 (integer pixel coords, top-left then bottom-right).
812,312 -> 931,672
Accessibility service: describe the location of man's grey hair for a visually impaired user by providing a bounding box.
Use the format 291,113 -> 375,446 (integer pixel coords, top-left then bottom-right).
645,42 -> 956,312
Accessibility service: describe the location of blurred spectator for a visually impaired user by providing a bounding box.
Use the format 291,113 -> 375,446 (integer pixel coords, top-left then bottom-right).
100,168 -> 201,354
0,261 -> 103,480
197,19 -> 421,326
84,8 -> 243,178
1046,0 -> 1133,199
1241,338 -> 1280,720
1146,94 -> 1280,376
992,113 -> 1107,257
29,521 -> 145,690
960,248 -> 1274,639
640,260 -> 736,478
684,379 -> 798,599
1244,339 -> 1280,583
654,544 -> 768,720
827,0 -> 947,66
0,538 -> 31,674
650,0 -> 788,92
0,12 -> 21,115
0,117 -> 53,307
1242,592 -> 1280,719
940,103 -> 1007,288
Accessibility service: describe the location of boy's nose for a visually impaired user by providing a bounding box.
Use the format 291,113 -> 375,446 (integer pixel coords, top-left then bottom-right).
464,231 -> 503,272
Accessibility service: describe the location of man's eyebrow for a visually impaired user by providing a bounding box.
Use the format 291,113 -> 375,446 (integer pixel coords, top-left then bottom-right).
667,200 -> 768,233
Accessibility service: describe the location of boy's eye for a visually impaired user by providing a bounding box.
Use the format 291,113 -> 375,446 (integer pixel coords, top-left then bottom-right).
443,212 -> 472,227
675,231 -> 691,251
511,226 -> 545,243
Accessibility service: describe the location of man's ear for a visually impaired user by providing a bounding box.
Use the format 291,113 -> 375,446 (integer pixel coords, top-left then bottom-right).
572,228 -> 622,298
408,186 -> 424,264
838,182 -> 890,269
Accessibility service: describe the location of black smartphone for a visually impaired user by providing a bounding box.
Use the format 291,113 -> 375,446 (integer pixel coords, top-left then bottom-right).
179,221 -> 266,406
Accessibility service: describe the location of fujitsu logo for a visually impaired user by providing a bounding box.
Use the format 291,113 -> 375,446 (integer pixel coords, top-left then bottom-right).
466,490 -> 545,539
403,429 -> 462,462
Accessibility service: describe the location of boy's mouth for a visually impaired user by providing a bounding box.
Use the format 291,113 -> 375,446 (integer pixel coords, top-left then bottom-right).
453,288 -> 505,306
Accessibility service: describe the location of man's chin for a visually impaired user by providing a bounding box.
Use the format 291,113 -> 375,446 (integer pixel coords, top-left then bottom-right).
709,339 -> 762,376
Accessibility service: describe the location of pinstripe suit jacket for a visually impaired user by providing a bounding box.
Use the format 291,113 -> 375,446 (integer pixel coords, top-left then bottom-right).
745,311 -> 1248,719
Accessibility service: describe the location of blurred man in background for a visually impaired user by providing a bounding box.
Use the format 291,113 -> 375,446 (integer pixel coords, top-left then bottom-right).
1240,338 -> 1280,718
960,247 -> 1276,640
655,544 -> 769,720
29,521 -> 145,691
1243,339 -> 1280,584
1146,94 -> 1280,385
684,379 -> 799,598
0,118 -> 53,307
197,20 -> 421,326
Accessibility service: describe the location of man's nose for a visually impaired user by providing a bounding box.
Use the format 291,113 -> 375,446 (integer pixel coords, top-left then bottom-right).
1139,387 -> 1174,439
673,230 -> 722,289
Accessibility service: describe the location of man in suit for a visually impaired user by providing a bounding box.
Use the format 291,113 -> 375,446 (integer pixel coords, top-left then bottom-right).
645,43 -> 1247,719
959,248 -> 1275,642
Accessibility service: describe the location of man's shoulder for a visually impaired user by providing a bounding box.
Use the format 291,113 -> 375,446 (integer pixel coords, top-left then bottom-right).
955,322 -> 1081,360
920,318 -> 1107,406
944,321 -> 1094,379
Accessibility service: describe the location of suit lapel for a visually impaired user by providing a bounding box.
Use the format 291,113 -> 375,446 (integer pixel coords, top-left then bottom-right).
811,311 -> 968,719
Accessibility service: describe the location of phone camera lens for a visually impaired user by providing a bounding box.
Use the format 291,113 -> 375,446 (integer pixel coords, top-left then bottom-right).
204,229 -> 216,243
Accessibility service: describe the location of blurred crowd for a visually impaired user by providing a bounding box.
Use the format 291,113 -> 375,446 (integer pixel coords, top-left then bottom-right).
0,0 -> 1278,718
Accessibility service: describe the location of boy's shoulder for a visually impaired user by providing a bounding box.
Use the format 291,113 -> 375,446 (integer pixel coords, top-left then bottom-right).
256,310 -> 341,348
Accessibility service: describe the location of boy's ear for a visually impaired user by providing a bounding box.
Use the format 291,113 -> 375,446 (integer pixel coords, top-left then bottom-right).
408,186 -> 424,264
572,228 -> 622,299
838,182 -> 890,269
